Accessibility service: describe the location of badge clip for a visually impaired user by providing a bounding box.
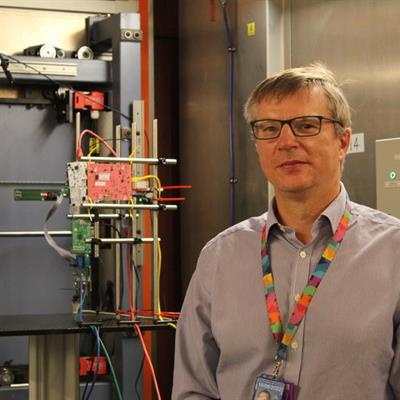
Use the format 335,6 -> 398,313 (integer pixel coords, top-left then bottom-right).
272,357 -> 282,379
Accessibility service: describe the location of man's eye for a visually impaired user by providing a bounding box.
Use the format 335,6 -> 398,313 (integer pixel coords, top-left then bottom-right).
299,124 -> 315,130
261,125 -> 279,133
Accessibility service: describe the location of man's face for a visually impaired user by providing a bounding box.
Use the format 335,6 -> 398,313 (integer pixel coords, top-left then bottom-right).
254,86 -> 350,199
256,392 -> 270,400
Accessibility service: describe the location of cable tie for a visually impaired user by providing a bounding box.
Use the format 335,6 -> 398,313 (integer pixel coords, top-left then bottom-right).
229,177 -> 238,184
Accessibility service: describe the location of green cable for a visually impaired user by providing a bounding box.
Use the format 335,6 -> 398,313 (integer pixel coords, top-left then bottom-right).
98,336 -> 123,400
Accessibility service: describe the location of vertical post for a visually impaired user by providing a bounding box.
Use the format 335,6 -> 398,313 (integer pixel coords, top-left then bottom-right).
151,119 -> 159,316
29,334 -> 79,400
132,101 -> 145,311
138,2 -> 155,396
114,125 -> 122,313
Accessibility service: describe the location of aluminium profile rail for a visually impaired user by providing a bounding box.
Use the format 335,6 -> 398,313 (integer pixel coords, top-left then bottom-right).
80,156 -> 177,165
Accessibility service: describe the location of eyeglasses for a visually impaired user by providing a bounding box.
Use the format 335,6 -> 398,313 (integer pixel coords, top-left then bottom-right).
250,115 -> 344,140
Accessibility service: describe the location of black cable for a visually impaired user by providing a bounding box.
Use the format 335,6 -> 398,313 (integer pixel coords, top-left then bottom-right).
81,335 -> 97,400
85,327 -> 101,400
134,354 -> 144,400
0,51 -> 132,123
0,53 -> 14,84
132,257 -> 141,308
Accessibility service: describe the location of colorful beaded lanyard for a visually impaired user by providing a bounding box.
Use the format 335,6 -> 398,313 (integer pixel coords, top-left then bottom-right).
261,201 -> 352,374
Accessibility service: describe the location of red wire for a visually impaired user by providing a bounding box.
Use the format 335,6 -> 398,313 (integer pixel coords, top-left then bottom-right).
116,309 -> 180,319
135,324 -> 162,399
76,129 -> 118,159
161,185 -> 192,190
123,226 -> 162,399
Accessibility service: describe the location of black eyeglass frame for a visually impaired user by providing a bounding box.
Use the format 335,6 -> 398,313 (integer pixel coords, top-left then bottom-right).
250,115 -> 344,140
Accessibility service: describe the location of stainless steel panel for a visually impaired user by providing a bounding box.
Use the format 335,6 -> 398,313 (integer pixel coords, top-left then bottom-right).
179,1 -> 268,291
291,0 -> 400,208
376,138 -> 400,217
179,2 -> 232,289
236,0 -> 268,223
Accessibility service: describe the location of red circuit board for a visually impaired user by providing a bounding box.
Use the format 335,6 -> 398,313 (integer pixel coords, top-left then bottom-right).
87,163 -> 131,201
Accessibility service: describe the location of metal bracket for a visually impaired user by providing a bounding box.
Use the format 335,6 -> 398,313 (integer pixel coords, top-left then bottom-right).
121,29 -> 142,42
121,127 -> 131,139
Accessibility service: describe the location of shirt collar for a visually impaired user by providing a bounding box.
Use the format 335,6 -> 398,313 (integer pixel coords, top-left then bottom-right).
320,182 -> 348,234
265,182 -> 349,239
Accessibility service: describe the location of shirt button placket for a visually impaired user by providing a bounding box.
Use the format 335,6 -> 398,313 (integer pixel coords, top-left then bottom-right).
285,248 -> 309,384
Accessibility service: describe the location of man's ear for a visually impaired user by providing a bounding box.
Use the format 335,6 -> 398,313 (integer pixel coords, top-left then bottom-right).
338,128 -> 351,160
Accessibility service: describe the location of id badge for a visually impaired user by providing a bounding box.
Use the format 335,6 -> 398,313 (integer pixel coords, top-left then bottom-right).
253,374 -> 297,400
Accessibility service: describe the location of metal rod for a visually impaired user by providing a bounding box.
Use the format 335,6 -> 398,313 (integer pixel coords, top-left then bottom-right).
81,203 -> 177,210
75,111 -> 81,157
0,180 -> 65,186
151,119 -> 159,315
130,119 -> 138,311
114,125 -> 122,313
132,101 -> 145,311
80,156 -> 177,165
93,220 -> 100,258
0,231 -> 71,237
68,213 -> 126,219
86,238 -> 156,244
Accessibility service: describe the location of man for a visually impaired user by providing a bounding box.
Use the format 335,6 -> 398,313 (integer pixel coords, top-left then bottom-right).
255,390 -> 270,400
172,64 -> 400,399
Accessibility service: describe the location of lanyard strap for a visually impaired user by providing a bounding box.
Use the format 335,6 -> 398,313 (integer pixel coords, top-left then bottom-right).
261,201 -> 352,362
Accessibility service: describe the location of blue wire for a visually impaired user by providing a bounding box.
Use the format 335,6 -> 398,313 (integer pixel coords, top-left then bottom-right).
85,326 -> 101,400
222,3 -> 236,226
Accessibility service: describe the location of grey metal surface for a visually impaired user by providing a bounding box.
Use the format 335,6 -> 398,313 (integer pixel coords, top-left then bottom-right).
376,138 -> 400,217
179,2 -> 234,291
179,1 -> 268,292
290,0 -> 400,208
0,57 -> 111,85
0,105 -> 74,364
236,0 -> 269,223
88,13 -> 141,130
29,334 -> 79,400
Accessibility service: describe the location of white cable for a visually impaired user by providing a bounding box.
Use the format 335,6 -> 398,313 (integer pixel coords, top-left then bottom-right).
44,193 -> 76,262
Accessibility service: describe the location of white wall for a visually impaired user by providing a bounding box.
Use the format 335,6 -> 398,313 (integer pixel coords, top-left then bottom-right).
0,1 -> 138,54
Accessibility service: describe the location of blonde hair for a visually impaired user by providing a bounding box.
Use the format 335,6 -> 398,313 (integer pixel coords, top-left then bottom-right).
244,63 -> 351,134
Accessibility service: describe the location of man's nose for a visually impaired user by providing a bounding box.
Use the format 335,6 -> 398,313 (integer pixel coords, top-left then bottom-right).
277,122 -> 298,148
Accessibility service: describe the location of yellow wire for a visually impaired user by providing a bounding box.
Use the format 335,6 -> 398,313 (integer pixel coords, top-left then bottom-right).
157,242 -> 176,329
86,196 -> 94,222
129,146 -> 138,159
87,146 -> 97,158
130,174 -> 175,328
86,138 -> 100,159
131,175 -> 162,192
